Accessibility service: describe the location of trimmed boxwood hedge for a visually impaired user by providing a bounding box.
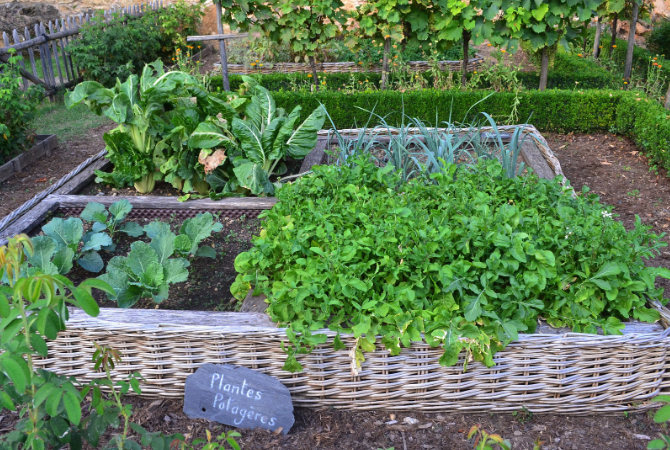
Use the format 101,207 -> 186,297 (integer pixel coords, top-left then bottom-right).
270,89 -> 620,132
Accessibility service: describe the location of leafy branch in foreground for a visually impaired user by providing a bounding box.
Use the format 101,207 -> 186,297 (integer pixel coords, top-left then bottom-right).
233,158 -> 669,372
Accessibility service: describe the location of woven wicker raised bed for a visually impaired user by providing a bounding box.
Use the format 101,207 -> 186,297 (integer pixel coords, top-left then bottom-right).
216,57 -> 484,75
6,127 -> 670,413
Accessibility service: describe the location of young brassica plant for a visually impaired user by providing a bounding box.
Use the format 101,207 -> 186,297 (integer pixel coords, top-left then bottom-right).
80,199 -> 144,241
99,213 -> 222,307
36,217 -> 111,273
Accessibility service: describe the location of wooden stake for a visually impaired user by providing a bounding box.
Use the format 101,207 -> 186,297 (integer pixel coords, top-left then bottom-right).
215,0 -> 230,91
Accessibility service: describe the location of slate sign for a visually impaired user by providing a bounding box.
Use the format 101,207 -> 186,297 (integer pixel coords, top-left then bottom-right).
183,363 -> 294,434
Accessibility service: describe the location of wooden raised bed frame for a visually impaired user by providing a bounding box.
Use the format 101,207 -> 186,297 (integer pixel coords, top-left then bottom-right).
0,135 -> 57,183
5,128 -> 670,413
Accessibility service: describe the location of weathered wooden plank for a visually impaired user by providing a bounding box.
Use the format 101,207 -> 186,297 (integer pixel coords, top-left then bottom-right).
50,194 -> 278,210
187,33 -> 249,42
0,198 -> 59,245
2,32 -> 9,48
67,307 -> 277,328
24,28 -> 38,78
299,138 -> 328,173
12,30 -> 28,90
48,22 -> 65,86
56,20 -> 73,81
240,290 -> 268,314
49,156 -> 110,195
0,135 -> 57,183
520,139 -> 555,179
63,306 -> 662,335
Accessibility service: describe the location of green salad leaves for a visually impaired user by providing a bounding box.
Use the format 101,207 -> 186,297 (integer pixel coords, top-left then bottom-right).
233,158 -> 670,372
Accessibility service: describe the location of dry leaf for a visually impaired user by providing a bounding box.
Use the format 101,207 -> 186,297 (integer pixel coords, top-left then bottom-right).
198,149 -> 227,174
630,151 -> 639,156
600,161 -> 612,165
558,144 -> 567,149
34,177 -> 47,183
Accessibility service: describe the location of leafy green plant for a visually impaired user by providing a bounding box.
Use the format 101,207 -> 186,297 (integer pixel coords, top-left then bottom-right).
0,234 -> 114,450
99,213 -> 221,307
649,395 -> 670,449
67,10 -> 164,88
232,157 -> 669,373
156,0 -> 205,56
65,61 -> 202,193
80,200 -> 144,241
37,216 -> 112,273
0,49 -> 44,164
189,78 -> 326,196
468,424 -> 512,450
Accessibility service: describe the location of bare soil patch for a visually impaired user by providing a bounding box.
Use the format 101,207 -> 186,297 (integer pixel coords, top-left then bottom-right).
0,122 -> 114,218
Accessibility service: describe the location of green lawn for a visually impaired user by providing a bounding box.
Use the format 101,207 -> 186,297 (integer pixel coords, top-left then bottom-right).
31,101 -> 112,143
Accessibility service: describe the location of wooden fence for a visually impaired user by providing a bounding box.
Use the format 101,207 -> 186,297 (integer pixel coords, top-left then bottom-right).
0,1 -> 164,96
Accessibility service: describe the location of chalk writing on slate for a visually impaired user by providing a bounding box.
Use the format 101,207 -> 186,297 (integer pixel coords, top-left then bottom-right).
183,363 -> 294,434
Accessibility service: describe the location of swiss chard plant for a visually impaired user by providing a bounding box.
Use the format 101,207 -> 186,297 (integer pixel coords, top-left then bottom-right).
189,78 -> 326,196
232,157 -> 670,373
99,213 -> 221,307
64,61 -> 206,193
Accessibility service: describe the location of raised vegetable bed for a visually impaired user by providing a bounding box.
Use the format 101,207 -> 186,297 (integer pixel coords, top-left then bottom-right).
7,126 -> 670,413
0,135 -> 58,183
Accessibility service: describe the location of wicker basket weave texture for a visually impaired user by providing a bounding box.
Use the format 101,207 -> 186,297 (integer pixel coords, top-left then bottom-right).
36,321 -> 669,413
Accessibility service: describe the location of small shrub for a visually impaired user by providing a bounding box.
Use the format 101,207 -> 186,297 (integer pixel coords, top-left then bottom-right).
0,50 -> 43,163
67,11 -> 163,87
647,20 -> 670,58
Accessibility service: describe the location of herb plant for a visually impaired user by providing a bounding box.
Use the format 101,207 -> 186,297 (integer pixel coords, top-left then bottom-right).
233,158 -> 669,372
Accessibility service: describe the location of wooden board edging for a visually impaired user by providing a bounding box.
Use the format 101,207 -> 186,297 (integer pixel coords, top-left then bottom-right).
0,135 -> 58,183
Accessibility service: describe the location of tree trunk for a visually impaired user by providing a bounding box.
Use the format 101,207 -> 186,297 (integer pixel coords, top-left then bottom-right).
593,16 -> 603,58
624,1 -> 639,82
665,82 -> 670,109
609,13 -> 618,58
381,37 -> 391,89
462,29 -> 471,87
309,55 -> 319,91
539,47 -> 549,91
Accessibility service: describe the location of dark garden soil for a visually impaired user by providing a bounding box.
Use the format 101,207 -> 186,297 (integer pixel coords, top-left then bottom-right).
0,397 -> 661,450
78,157 -> 305,197
0,122 -> 114,218
546,132 -> 670,298
36,213 -> 262,312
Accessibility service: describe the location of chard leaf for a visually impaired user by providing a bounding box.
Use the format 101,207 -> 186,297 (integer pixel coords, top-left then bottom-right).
284,105 -> 326,158
233,162 -> 273,195
188,122 -> 232,149
232,117 -> 265,165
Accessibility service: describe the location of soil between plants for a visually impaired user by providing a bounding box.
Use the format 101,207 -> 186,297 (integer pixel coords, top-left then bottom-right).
35,213 -> 261,312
